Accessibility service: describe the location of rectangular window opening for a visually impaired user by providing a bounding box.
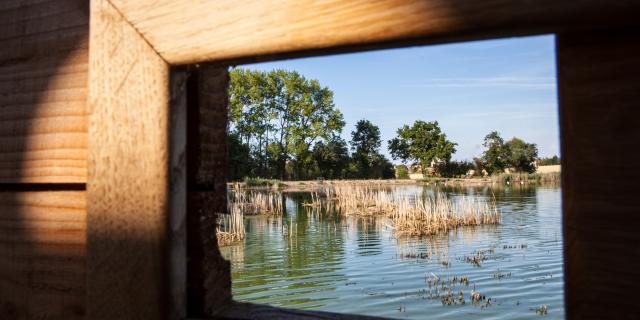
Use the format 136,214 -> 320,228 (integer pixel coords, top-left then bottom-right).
216,34 -> 563,319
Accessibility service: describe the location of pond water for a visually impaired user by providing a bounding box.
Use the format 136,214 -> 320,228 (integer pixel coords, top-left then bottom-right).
219,185 -> 564,319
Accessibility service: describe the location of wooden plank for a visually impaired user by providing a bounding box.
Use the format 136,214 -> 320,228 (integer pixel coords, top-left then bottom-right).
168,67 -> 189,320
557,29 -> 640,320
0,0 -> 88,183
186,66 -> 231,317
0,191 -> 86,320
0,0 -> 54,11
215,302 -> 390,320
189,66 -> 229,195
0,0 -> 85,26
87,0 -> 172,319
108,0 -> 640,65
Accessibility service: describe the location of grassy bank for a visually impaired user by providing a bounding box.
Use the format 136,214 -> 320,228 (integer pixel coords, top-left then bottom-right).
231,172 -> 560,191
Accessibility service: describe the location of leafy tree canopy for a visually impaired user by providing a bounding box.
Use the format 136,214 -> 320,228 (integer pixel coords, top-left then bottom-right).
537,155 -> 560,166
312,137 -> 350,179
349,120 -> 390,178
395,164 -> 410,179
388,120 -> 457,175
506,137 -> 538,173
350,119 -> 382,155
481,131 -> 538,174
229,68 -> 344,179
481,131 -> 509,175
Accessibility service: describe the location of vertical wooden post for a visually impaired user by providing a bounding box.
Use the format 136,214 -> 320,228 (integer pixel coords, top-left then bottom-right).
168,68 -> 189,319
87,0 -> 179,318
186,65 -> 232,317
558,29 -> 640,319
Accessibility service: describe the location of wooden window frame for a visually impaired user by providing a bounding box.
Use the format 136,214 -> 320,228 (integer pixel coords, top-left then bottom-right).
87,1 -> 640,319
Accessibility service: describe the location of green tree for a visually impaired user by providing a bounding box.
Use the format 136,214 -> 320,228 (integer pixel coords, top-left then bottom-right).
351,119 -> 381,155
273,70 -> 345,179
226,132 -> 251,181
370,154 -> 396,179
435,160 -> 475,178
312,137 -> 350,179
537,155 -> 560,166
395,164 -> 410,179
481,132 -> 539,174
229,68 -> 274,177
388,120 -> 457,176
481,131 -> 510,175
350,120 -> 387,178
506,137 -> 538,173
229,68 -> 345,180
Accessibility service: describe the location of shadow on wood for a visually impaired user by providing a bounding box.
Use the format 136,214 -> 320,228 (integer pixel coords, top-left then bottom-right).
0,0 -> 89,318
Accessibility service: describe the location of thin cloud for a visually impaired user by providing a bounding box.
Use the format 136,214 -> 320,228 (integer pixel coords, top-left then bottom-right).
450,110 -> 556,119
401,77 -> 556,89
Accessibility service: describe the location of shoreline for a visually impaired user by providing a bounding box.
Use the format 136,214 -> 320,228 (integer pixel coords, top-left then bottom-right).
228,172 -> 561,191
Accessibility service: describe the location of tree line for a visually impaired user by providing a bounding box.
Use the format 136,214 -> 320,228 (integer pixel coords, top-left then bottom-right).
227,68 -> 557,181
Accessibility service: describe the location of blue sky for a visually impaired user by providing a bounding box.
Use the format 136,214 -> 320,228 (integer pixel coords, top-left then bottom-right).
237,35 -> 559,162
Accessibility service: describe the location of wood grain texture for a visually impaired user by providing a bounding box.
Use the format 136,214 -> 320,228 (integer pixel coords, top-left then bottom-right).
0,191 -> 86,319
186,66 -> 231,317
558,29 -> 640,320
0,0 -> 88,183
108,0 -> 640,65
87,0 -> 171,319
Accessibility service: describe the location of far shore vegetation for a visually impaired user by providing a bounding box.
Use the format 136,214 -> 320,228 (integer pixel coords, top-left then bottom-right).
227,67 -> 560,185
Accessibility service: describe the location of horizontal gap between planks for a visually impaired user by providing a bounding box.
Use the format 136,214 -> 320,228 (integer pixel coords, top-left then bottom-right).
0,183 -> 85,191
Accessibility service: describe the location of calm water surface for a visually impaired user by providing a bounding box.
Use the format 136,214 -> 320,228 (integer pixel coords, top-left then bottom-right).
220,185 -> 564,319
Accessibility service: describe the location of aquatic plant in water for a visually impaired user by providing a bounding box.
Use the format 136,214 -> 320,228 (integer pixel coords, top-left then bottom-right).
217,189 -> 283,246
322,185 -> 501,236
216,205 -> 245,246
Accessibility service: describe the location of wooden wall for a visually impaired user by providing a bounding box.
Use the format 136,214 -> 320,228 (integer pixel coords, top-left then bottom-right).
1,1 -> 639,319
558,29 -> 640,320
0,0 -> 89,319
86,0 -> 173,318
0,0 -> 88,183
186,65 -> 231,317
0,2 -> 231,319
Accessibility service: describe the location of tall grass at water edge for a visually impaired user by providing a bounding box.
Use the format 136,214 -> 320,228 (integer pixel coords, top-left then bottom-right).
309,185 -> 501,236
218,184 -> 501,245
491,172 -> 560,184
216,188 -> 283,246
216,205 -> 246,246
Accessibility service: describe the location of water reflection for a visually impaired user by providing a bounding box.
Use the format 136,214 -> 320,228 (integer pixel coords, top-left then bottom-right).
220,185 -> 564,319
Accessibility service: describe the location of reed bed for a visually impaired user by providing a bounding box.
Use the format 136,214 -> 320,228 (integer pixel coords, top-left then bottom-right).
228,190 -> 283,215
218,184 -> 500,244
490,172 -> 560,184
217,190 -> 283,246
330,185 -> 396,215
216,205 -> 245,246
302,191 -> 323,208
322,185 -> 500,236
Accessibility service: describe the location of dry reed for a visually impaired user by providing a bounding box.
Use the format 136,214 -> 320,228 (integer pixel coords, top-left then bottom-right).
321,185 -> 500,236
217,189 -> 283,246
228,190 -> 283,215
216,205 -> 246,246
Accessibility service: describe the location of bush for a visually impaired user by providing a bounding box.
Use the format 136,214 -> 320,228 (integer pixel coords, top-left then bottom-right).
537,156 -> 560,166
395,165 -> 409,179
435,160 -> 475,178
490,172 -> 560,184
244,177 -> 282,188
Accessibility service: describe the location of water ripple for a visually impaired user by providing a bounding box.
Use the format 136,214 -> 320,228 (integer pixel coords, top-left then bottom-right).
220,186 -> 564,319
